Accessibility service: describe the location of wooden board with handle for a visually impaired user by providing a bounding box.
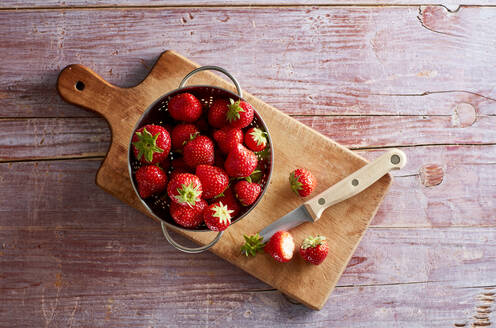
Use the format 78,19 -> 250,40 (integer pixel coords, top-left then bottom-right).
57,50 -> 392,310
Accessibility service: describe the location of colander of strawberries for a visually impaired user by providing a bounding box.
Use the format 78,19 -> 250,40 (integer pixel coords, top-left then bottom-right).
128,66 -> 273,253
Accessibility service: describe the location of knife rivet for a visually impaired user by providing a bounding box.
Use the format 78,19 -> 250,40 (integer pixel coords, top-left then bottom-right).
318,198 -> 325,205
391,154 -> 400,164
352,179 -> 359,186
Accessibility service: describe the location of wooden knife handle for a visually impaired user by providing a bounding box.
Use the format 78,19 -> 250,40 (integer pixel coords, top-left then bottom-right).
304,149 -> 407,220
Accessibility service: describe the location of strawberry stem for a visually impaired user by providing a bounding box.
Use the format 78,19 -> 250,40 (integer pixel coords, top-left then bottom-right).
241,233 -> 266,256
174,182 -> 202,207
132,127 -> 164,162
226,98 -> 245,123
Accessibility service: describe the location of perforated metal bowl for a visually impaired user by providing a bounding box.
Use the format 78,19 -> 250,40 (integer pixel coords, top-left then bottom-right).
128,66 -> 273,253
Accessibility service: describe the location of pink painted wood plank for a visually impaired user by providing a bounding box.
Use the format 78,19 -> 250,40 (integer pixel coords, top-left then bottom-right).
0,7 -> 495,117
1,226 -> 495,326
0,114 -> 494,161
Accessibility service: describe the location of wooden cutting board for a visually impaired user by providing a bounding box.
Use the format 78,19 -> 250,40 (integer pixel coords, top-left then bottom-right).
57,51 -> 391,310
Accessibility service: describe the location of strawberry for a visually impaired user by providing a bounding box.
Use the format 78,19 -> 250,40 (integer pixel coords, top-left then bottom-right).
264,230 -> 295,263
171,124 -> 199,151
234,180 -> 262,206
169,199 -> 207,228
226,98 -> 254,128
203,201 -> 233,231
212,127 -> 243,154
224,144 -> 258,178
299,235 -> 329,265
216,187 -> 241,217
195,165 -> 229,199
208,99 -> 229,128
241,233 -> 265,256
183,135 -> 214,168
167,173 -> 203,206
168,93 -> 202,122
135,165 -> 167,199
132,125 -> 171,164
289,168 -> 317,197
244,127 -> 267,152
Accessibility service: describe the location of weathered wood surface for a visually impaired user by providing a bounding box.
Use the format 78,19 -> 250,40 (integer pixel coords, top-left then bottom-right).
1,114 -> 493,161
0,1 -> 487,9
1,2 -> 496,326
1,7 -> 495,118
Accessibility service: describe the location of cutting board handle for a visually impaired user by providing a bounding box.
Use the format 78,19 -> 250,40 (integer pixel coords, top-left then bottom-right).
57,64 -> 122,120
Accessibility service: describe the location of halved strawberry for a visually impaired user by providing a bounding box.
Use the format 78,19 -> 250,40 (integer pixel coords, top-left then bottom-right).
169,199 -> 207,228
264,231 -> 295,263
224,144 -> 258,178
135,165 -> 167,198
212,127 -> 243,154
171,124 -> 199,151
132,124 -> 171,164
183,135 -> 215,168
195,165 -> 229,199
204,201 -> 233,231
299,235 -> 329,265
226,99 -> 254,128
234,180 -> 261,206
208,99 -> 229,128
168,93 -> 202,122
244,127 -> 267,152
167,173 -> 203,206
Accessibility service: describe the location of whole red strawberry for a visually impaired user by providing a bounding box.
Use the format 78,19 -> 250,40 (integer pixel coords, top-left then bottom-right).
208,99 -> 229,128
244,127 -> 267,152
234,180 -> 262,206
203,201 -> 233,231
226,98 -> 254,128
195,165 -> 229,199
183,135 -> 214,168
299,235 -> 329,265
212,127 -> 243,154
225,144 -> 258,178
132,124 -> 171,164
168,93 -> 202,122
167,173 -> 203,206
216,187 -> 241,217
135,165 -> 167,198
264,231 -> 295,263
171,124 -> 199,151
289,168 -> 317,197
169,199 -> 207,228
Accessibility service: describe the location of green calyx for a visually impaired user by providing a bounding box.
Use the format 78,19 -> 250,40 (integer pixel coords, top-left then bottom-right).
211,202 -> 234,225
241,233 -> 266,257
132,127 -> 164,162
226,98 -> 245,123
289,171 -> 303,195
174,182 -> 202,207
301,235 -> 326,250
249,128 -> 267,147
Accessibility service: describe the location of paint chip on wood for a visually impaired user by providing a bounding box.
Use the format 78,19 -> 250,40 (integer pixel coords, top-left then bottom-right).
452,103 -> 477,128
419,164 -> 444,187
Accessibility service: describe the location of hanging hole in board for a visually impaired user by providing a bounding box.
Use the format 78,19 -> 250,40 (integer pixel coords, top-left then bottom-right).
352,179 -> 359,186
75,81 -> 85,91
391,154 -> 400,165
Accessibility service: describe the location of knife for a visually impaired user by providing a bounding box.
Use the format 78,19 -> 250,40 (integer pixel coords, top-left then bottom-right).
259,148 -> 407,242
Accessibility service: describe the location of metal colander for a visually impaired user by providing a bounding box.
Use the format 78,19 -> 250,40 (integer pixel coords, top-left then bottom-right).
128,66 -> 273,253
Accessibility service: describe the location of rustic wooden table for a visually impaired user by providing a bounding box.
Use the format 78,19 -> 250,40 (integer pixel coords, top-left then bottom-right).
1,1 -> 495,327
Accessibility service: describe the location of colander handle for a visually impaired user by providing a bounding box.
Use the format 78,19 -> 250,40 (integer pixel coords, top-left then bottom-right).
179,66 -> 243,97
161,222 -> 224,254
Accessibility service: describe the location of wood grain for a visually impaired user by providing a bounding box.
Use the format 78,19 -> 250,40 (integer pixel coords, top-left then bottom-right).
1,226 -> 495,327
1,114 -> 495,162
1,7 -> 495,117
0,1 -> 487,9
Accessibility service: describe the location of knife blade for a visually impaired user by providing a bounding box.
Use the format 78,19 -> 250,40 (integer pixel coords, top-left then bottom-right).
258,148 -> 407,242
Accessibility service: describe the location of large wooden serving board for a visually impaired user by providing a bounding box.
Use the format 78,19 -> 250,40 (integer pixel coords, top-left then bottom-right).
57,51 -> 391,310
